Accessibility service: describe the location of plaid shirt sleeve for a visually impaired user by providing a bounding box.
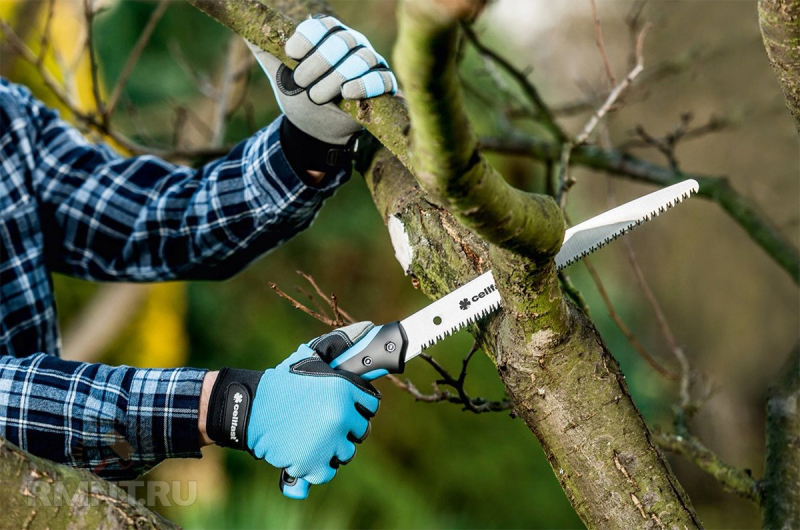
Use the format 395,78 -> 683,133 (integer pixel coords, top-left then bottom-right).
0,353 -> 207,480
11,80 -> 348,281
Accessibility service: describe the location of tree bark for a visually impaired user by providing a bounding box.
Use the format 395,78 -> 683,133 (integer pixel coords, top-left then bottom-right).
759,0 -> 800,133
188,0 -> 702,526
362,142 -> 701,529
0,436 -> 177,529
761,343 -> 800,529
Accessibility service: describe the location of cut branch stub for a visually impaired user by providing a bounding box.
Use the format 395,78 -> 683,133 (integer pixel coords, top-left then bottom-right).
394,0 -> 565,260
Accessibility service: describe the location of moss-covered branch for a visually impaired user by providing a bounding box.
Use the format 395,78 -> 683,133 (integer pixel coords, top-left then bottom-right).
759,0 -> 800,133
392,0 -> 564,259
762,342 -> 800,529
480,135 -> 800,285
654,431 -> 761,503
0,436 -> 176,529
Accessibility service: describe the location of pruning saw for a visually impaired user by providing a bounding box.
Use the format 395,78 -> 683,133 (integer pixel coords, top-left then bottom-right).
281,179 -> 699,498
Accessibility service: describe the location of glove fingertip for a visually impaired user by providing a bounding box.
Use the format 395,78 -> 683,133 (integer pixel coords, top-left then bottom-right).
306,466 -> 337,485
285,33 -> 313,61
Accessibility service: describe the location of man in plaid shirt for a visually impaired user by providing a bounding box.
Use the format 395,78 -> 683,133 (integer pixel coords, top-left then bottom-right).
0,17 -> 396,491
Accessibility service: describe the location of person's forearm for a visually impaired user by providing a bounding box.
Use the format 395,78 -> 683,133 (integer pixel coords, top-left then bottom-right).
198,370 -> 219,447
0,354 -> 206,480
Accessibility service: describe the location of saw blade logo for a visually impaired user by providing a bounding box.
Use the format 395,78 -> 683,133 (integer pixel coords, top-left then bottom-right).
459,298 -> 471,310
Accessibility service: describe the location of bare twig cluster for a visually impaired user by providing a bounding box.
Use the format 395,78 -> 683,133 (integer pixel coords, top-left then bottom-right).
0,0 -> 238,161
458,2 -> 793,506
623,113 -> 730,171
269,272 -> 510,414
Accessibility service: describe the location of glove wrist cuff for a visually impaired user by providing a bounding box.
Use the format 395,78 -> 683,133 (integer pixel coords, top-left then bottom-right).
206,367 -> 263,452
280,116 -> 359,174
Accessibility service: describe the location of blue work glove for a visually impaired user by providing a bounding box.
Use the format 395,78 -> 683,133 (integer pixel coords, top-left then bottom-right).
246,15 -> 397,172
206,322 -> 381,485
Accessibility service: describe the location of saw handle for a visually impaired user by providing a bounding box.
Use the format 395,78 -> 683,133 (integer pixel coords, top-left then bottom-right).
279,321 -> 408,499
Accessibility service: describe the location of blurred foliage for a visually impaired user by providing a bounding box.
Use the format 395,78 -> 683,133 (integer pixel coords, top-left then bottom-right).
3,0 -> 797,528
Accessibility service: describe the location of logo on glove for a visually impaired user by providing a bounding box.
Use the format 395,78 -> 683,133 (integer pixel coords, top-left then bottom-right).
230,392 -> 244,442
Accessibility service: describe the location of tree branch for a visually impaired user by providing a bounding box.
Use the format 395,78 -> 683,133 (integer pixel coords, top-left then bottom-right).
654,430 -> 761,503
394,0 -> 564,260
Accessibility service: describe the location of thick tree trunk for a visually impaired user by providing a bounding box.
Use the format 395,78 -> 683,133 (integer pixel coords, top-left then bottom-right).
761,343 -> 800,529
0,436 -> 176,529
759,0 -> 800,133
363,146 -> 701,528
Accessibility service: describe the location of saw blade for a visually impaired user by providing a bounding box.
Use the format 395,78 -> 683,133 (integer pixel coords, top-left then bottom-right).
554,179 -> 699,270
401,270 -> 500,362
400,179 -> 699,360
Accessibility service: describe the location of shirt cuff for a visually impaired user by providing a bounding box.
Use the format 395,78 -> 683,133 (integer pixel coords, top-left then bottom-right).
126,367 -> 207,464
244,116 -> 350,206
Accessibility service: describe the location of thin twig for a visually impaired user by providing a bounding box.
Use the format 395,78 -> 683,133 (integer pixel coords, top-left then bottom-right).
36,0 -> 56,68
558,271 -> 591,315
583,255 -> 678,380
625,0 -> 648,71
106,0 -> 170,117
0,18 -> 90,119
330,293 -> 344,327
461,23 -> 566,141
83,0 -> 105,119
268,282 -> 338,326
296,270 -> 356,323
556,22 -> 651,207
293,286 -> 333,321
588,0 -> 616,87
576,23 -> 651,145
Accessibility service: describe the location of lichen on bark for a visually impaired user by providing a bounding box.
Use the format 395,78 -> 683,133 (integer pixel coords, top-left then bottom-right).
0,436 -> 176,529
759,0 -> 800,133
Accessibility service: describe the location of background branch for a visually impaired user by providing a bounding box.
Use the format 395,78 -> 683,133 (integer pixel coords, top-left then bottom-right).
479,134 -> 800,285
653,430 -> 761,503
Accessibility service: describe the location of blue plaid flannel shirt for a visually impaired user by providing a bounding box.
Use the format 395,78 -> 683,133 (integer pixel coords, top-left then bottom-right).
0,78 -> 348,480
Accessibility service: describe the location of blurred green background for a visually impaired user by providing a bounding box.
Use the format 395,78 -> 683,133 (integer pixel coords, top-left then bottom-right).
1,0 -> 798,528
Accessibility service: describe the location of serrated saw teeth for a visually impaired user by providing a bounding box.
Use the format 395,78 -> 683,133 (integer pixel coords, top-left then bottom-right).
554,179 -> 698,271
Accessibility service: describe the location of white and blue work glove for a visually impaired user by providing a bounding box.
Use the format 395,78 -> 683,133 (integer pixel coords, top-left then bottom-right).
206,322 -> 381,494
246,15 -> 397,173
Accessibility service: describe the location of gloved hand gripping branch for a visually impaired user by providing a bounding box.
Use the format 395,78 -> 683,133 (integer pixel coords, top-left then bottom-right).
206,322 -> 381,485
247,15 -> 397,174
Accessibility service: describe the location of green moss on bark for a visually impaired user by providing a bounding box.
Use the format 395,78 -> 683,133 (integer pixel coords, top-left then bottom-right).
0,437 -> 176,529
759,0 -> 800,133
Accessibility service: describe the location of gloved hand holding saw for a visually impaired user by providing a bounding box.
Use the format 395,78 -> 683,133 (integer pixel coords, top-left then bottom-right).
201,17 -> 396,497
205,323 -> 381,496
246,15 -> 397,177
